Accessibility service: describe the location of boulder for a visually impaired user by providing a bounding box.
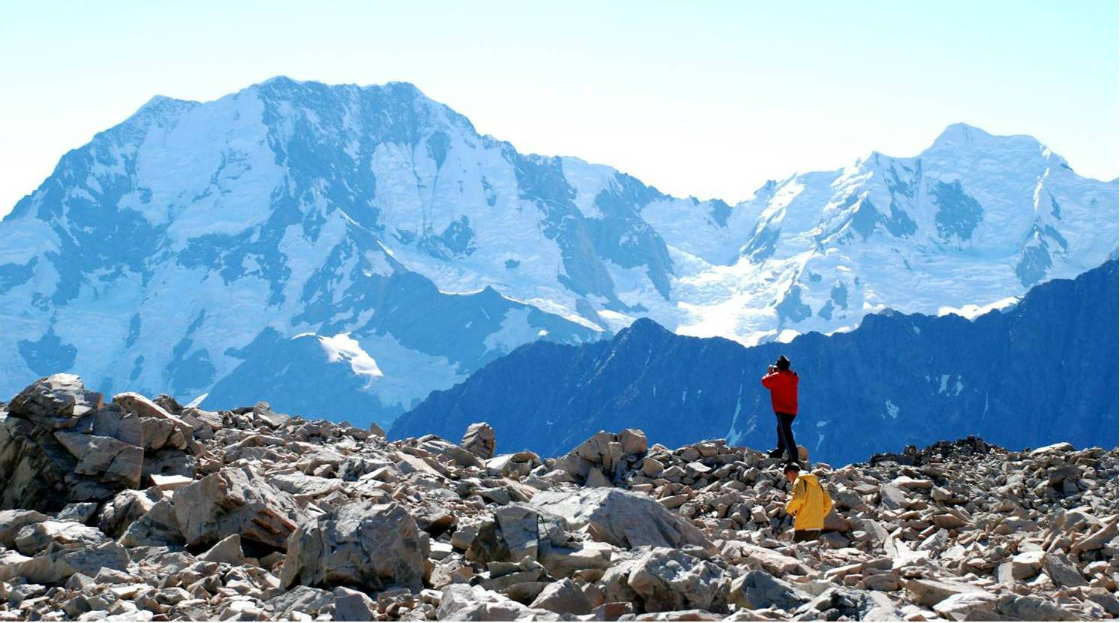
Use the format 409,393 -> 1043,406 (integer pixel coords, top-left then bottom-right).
56,502 -> 98,524
281,500 -> 428,592
251,402 -> 291,429
1030,442 -> 1075,455
265,585 -> 336,619
462,422 -> 497,460
0,405 -> 82,510
494,503 -> 543,562
7,374 -> 102,428
14,520 -> 106,555
438,584 -> 561,621
1071,518 -> 1118,554
119,499 -> 184,548
53,431 -> 144,489
11,541 -> 129,584
98,489 -> 161,538
112,392 -> 193,441
620,429 -> 648,456
201,534 -> 247,566
729,571 -> 812,611
529,578 -> 593,615
721,541 -> 806,575
904,578 -> 982,607
618,548 -> 729,613
1042,552 -> 1087,587
932,591 -> 997,620
332,586 -> 378,621
1008,550 -> 1044,579
997,594 -> 1079,621
0,509 -> 49,546
173,466 -> 304,549
878,484 -> 912,510
532,488 -> 714,552
142,448 -> 198,483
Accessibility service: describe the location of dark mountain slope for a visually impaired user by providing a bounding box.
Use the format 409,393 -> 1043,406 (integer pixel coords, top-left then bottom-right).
391,261 -> 1119,465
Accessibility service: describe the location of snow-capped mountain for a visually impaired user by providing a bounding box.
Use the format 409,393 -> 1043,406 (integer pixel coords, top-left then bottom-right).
665,123 -> 1119,344
0,77 -> 1115,426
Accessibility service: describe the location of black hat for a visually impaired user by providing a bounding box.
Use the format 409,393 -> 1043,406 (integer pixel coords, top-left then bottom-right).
776,355 -> 791,370
783,462 -> 800,475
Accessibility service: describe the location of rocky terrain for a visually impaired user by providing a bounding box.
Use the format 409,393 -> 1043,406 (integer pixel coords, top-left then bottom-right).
0,374 -> 1116,621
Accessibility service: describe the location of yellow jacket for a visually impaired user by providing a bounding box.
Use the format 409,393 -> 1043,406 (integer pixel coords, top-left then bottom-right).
786,473 -> 833,531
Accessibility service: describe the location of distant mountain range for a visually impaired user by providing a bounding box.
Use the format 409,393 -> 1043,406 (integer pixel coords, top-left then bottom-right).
0,77 -> 1116,427
391,260 -> 1119,466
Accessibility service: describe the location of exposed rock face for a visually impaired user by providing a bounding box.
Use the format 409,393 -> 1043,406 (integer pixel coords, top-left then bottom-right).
172,466 -> 304,550
281,501 -> 427,592
0,374 -> 202,513
0,376 -> 1116,621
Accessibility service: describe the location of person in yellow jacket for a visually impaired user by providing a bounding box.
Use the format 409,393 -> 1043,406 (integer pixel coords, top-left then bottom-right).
784,463 -> 832,542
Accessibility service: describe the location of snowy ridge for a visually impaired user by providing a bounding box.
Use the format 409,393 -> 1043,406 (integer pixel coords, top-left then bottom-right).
0,78 -> 1116,426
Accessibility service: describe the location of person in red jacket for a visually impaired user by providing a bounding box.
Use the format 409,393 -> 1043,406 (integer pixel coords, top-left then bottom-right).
761,355 -> 799,461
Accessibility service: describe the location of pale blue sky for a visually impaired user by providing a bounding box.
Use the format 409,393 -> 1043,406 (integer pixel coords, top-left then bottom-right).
0,1 -> 1116,216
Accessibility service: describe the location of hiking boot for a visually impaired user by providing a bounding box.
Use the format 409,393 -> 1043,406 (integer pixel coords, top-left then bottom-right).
767,448 -> 785,459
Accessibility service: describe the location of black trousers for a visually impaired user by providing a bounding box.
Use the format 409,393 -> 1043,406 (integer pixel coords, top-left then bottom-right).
775,411 -> 797,461
794,530 -> 821,543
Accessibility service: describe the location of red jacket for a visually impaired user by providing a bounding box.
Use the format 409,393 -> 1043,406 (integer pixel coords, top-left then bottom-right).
761,370 -> 799,415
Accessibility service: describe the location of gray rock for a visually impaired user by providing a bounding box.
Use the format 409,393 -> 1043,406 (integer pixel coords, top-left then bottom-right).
438,584 -> 561,621
1042,552 -> 1087,587
529,578 -> 593,615
53,431 -> 144,489
932,591 -> 997,621
265,585 -> 335,619
98,489 -> 161,538
997,594 -> 1079,621
200,533 -> 246,565
14,520 -> 107,555
7,374 -> 103,428
172,465 -> 304,550
729,570 -> 812,611
532,488 -> 714,552
0,509 -> 49,546
252,402 -> 291,429
462,422 -> 497,460
119,499 -> 184,548
721,541 -> 806,575
878,484 -> 912,510
13,541 -> 129,584
625,548 -> 729,613
112,392 -> 193,441
281,500 -> 427,592
332,586 -> 378,621
1072,518 -> 1118,554
495,503 -> 542,562
904,578 -> 983,607
56,502 -> 98,525
142,448 -> 197,483
0,415 -> 78,510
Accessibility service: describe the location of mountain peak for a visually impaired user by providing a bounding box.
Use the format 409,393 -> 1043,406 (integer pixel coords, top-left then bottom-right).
933,122 -> 993,145
925,122 -> 1051,156
619,317 -> 672,341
